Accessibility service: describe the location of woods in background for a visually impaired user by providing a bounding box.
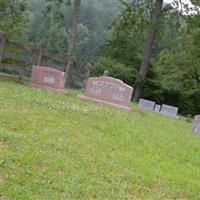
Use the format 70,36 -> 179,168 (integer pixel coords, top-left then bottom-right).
0,0 -> 199,115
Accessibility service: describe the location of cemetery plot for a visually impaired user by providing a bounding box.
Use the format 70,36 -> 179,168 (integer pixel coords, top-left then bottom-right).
139,99 -> 156,110
160,104 -> 178,118
78,76 -> 133,110
193,115 -> 200,135
29,66 -> 67,94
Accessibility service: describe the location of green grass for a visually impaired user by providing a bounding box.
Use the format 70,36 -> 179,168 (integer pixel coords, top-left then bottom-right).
0,81 -> 200,200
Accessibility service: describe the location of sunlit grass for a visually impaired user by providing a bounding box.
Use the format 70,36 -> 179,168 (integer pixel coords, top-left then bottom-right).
0,81 -> 200,199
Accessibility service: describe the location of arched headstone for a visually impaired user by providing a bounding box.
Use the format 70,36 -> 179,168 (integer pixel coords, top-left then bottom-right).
78,76 -> 133,110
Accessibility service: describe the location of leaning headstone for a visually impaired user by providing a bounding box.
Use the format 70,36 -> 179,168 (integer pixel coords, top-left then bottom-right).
138,99 -> 155,110
192,115 -> 200,135
78,76 -> 133,110
160,104 -> 178,118
29,66 -> 67,94
154,104 -> 161,112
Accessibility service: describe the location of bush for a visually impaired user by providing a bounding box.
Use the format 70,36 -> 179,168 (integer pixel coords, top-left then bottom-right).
91,56 -> 137,87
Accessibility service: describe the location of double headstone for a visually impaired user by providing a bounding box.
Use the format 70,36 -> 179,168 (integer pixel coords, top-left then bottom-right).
29,66 -> 67,94
78,76 -> 133,110
193,115 -> 200,135
138,99 -> 178,118
138,99 -> 155,110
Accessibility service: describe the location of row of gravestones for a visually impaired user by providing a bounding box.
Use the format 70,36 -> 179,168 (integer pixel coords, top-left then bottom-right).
29,66 -> 200,135
138,99 -> 178,118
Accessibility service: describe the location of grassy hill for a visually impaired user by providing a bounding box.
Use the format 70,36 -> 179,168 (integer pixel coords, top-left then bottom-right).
0,81 -> 200,199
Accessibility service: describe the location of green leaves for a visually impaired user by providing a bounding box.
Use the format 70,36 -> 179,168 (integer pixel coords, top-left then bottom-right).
0,0 -> 29,42
154,13 -> 200,115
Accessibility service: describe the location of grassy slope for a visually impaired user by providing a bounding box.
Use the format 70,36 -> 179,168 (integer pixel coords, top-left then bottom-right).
0,81 -> 200,200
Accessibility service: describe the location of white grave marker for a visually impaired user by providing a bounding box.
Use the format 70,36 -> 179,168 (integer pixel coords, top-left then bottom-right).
139,99 -> 156,110
160,104 -> 178,118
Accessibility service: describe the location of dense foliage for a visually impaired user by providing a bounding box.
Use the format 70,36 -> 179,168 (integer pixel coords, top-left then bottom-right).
154,14 -> 200,115
91,1 -> 200,115
0,0 -> 29,42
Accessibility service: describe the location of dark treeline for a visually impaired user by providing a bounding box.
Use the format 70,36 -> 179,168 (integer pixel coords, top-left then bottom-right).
0,0 -> 200,115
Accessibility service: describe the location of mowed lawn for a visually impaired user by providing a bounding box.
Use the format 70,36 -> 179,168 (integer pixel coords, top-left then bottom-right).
0,81 -> 200,200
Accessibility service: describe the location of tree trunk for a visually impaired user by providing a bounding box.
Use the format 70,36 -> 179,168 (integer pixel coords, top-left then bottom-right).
133,0 -> 163,101
36,43 -> 43,66
64,0 -> 81,86
0,32 -> 5,63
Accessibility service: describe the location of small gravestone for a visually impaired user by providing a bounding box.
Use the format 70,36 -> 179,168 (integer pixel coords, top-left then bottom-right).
78,76 -> 133,110
193,115 -> 200,135
160,104 -> 178,118
29,66 -> 67,94
138,99 -> 155,110
154,104 -> 161,112
103,70 -> 109,76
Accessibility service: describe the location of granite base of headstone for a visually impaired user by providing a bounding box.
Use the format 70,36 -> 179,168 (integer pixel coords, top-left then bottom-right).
78,76 -> 133,110
160,104 -> 178,118
192,115 -> 200,135
138,99 -> 156,110
29,66 -> 67,95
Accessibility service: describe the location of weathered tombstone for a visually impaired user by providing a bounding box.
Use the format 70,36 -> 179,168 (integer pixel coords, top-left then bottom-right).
160,104 -> 178,118
138,99 -> 156,110
154,104 -> 161,112
29,66 -> 67,94
103,70 -> 109,76
78,76 -> 133,110
192,115 -> 200,135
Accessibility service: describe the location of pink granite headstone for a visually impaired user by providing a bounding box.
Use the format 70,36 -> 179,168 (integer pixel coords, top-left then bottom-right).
29,66 -> 66,94
78,76 -> 133,110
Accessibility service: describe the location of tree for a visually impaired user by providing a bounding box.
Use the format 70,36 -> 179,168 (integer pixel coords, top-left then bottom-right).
27,0 -> 122,64
154,13 -> 200,115
64,0 -> 81,85
91,1 -> 151,86
133,0 -> 200,101
133,0 -> 163,101
0,0 -> 28,42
